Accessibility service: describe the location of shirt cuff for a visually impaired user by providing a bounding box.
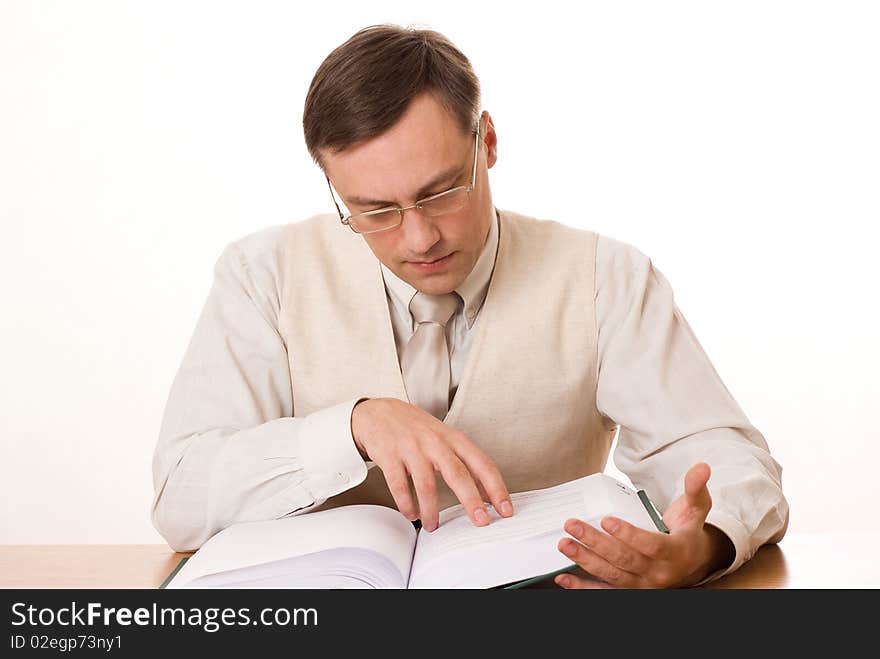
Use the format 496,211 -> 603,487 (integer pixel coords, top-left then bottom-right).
691,509 -> 752,586
298,397 -> 371,500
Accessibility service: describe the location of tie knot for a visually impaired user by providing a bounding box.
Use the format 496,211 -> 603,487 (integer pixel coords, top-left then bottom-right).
409,291 -> 461,327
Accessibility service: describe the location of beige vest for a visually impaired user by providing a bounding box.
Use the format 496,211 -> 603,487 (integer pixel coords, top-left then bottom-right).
280,208 -> 615,512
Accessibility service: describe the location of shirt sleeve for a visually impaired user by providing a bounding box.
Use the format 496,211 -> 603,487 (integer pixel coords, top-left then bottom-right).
594,235 -> 790,583
151,229 -> 370,552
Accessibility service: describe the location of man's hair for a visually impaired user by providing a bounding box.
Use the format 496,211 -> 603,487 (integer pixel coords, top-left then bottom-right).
303,24 -> 481,169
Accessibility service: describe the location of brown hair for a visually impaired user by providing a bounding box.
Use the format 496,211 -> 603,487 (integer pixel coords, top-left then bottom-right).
303,24 -> 481,168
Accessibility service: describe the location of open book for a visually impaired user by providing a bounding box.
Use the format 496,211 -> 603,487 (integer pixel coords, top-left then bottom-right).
162,473 -> 668,589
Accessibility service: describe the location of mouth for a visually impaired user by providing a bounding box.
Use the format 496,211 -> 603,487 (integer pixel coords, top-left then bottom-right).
407,252 -> 456,271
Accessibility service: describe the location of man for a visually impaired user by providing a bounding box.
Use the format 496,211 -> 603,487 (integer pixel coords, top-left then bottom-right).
151,24 -> 789,588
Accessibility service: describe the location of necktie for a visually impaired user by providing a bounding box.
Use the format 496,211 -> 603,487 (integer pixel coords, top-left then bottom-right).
400,291 -> 462,420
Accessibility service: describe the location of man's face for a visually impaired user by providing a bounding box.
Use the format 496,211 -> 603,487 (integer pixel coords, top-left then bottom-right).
321,92 -> 498,295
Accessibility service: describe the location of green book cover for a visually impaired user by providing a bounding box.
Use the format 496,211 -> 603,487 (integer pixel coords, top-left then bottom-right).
159,556 -> 190,590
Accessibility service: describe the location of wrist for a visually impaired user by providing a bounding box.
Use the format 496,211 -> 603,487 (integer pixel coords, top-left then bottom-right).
351,398 -> 371,460
697,524 -> 735,581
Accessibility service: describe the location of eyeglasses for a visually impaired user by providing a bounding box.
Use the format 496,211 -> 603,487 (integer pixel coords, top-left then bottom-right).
326,124 -> 481,235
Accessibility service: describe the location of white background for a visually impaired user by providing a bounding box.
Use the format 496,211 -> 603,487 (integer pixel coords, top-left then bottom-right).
1,1 -> 877,543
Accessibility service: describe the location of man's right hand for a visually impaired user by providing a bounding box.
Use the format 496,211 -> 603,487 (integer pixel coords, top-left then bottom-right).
350,397 -> 514,532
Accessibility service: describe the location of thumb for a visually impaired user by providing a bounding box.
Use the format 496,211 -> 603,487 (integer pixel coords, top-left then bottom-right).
684,462 -> 713,517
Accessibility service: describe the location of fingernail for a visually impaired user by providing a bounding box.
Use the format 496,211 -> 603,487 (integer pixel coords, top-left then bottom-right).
500,500 -> 514,516
561,542 -> 576,557
556,576 -> 570,588
604,518 -> 620,534
474,507 -> 490,524
569,521 -> 584,537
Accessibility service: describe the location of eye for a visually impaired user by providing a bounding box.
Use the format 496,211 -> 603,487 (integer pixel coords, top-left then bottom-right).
424,184 -> 456,199
360,203 -> 395,214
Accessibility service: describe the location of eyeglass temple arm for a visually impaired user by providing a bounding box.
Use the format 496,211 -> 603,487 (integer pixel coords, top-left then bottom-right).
325,175 -> 346,222
471,121 -> 481,188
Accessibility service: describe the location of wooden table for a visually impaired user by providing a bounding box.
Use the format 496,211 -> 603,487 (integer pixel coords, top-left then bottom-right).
0,532 -> 877,588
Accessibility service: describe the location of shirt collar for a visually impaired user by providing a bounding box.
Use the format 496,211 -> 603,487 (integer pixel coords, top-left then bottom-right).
380,207 -> 500,331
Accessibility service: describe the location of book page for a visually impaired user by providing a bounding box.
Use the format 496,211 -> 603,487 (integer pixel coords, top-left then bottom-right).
166,504 -> 416,588
408,474 -> 658,589
176,547 -> 405,589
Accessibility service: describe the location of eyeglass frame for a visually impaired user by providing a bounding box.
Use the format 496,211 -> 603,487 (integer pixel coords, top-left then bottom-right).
325,122 -> 482,235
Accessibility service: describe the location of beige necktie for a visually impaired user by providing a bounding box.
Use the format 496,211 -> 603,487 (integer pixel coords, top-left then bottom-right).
401,291 -> 462,420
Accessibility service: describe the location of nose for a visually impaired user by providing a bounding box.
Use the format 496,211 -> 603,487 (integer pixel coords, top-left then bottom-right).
400,206 -> 441,255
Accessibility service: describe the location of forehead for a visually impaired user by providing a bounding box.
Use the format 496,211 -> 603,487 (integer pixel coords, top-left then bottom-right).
323,93 -> 472,203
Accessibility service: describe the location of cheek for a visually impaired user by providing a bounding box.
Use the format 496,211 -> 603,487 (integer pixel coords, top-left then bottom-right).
464,209 -> 491,246
449,211 -> 480,243
363,234 -> 399,262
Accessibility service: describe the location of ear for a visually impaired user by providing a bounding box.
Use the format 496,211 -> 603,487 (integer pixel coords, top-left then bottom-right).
480,111 -> 498,169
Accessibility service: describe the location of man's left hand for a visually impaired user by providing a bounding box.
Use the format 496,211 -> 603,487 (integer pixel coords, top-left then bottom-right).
554,462 -> 734,589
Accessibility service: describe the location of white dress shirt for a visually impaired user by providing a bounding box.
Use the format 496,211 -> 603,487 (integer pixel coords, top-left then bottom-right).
152,208 -> 786,576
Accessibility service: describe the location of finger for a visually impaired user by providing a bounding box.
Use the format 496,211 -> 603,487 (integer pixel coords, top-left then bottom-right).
684,462 -> 713,517
474,480 -> 513,517
475,480 -> 491,504
434,451 -> 491,528
557,537 -> 642,588
380,461 -> 419,522
452,436 -> 514,518
554,572 -> 614,590
564,518 -> 653,574
599,516 -> 672,561
406,455 -> 440,532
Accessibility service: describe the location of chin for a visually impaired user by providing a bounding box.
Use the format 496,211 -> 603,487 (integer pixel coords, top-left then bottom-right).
411,272 -> 462,296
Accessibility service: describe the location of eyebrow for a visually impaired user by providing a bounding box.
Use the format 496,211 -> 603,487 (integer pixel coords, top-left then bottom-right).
344,164 -> 465,208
